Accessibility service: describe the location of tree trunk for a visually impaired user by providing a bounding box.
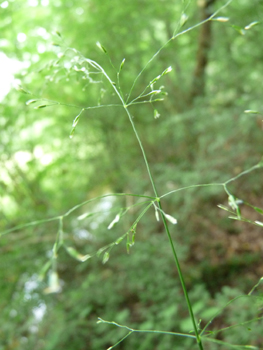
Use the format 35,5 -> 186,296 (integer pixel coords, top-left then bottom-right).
189,0 -> 217,102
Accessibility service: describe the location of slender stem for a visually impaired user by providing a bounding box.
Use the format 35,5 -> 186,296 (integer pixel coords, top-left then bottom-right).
224,163 -> 261,186
95,62 -> 204,349
126,0 -> 233,103
158,201 -> 204,350
91,61 -> 160,197
65,7 -> 231,345
98,317 -> 197,339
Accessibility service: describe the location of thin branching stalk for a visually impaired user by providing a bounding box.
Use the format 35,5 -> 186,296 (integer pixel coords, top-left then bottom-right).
90,56 -> 204,349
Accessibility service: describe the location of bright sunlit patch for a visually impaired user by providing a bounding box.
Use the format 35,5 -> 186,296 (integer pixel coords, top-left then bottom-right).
33,303 -> 47,321
31,53 -> 40,62
0,38 -> 9,47
0,52 -> 27,101
33,145 -> 53,165
36,27 -> 50,39
0,195 -> 18,215
0,52 -> 14,100
34,145 -> 44,158
41,153 -> 53,165
37,43 -> 46,53
0,1 -> 9,8
17,32 -> 27,43
0,52 -> 30,102
14,151 -> 33,168
28,0 -> 38,6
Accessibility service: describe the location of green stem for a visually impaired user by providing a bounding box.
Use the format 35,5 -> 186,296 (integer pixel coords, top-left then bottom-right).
123,98 -> 204,350
158,202 -> 204,350
96,63 -> 204,349
81,43 -> 205,349
91,61 -> 159,197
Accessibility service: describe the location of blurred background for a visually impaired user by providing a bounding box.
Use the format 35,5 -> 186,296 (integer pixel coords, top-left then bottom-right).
1,0 -> 263,349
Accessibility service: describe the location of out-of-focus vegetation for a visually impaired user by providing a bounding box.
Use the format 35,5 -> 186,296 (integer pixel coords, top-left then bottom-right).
1,0 -> 263,349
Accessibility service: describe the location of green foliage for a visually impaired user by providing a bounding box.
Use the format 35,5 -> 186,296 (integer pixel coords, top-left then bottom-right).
1,0 -> 263,349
